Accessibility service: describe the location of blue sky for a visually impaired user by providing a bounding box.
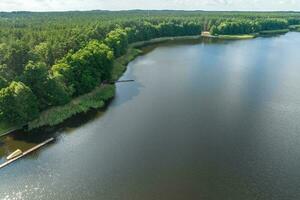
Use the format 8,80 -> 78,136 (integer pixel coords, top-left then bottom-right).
0,0 -> 300,12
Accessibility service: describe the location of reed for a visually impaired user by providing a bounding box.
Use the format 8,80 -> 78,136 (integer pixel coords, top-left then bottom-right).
28,85 -> 115,130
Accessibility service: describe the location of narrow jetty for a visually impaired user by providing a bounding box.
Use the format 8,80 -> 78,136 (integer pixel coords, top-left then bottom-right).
0,137 -> 54,169
0,124 -> 26,138
115,80 -> 135,83
0,128 -> 18,138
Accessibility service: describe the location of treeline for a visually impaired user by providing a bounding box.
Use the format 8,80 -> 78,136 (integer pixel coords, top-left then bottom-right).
0,10 -> 300,125
210,18 -> 289,35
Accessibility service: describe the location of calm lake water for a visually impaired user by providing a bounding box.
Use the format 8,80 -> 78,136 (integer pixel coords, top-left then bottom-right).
1,32 -> 300,200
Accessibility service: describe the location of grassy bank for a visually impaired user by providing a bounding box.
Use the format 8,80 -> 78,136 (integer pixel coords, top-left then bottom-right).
28,84 -> 115,130
28,48 -> 143,130
201,31 -> 256,40
216,34 -> 256,40
259,29 -> 289,35
111,48 -> 142,81
203,27 -> 298,40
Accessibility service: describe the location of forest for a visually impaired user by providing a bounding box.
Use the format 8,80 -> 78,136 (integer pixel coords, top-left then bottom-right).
0,10 -> 300,129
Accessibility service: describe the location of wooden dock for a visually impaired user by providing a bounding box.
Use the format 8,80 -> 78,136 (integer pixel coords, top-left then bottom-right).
0,124 -> 26,138
0,137 -> 54,169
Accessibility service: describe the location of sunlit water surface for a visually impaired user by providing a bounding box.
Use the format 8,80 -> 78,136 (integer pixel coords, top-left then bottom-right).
1,32 -> 300,200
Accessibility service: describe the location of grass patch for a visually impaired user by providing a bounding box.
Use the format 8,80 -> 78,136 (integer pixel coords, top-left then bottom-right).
216,34 -> 256,40
259,29 -> 289,35
28,84 -> 115,130
111,48 -> 142,81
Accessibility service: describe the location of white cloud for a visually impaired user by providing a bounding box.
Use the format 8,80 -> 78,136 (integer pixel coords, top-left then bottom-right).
0,0 -> 300,11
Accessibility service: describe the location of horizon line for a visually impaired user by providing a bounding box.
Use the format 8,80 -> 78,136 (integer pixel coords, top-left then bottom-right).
1,9 -> 300,13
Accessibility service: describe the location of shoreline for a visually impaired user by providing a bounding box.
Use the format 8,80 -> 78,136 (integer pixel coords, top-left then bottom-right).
130,35 -> 203,48
0,29 -> 298,136
259,29 -> 290,35
0,126 -> 21,138
0,35 -> 204,136
202,29 -> 292,40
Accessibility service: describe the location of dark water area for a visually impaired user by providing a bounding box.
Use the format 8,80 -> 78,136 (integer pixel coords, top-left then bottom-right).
1,32 -> 300,200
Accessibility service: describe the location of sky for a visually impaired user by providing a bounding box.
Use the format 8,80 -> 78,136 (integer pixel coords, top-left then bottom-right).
0,0 -> 300,12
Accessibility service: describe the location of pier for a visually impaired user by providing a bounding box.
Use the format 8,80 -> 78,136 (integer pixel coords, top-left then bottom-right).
0,137 -> 54,169
115,80 -> 135,83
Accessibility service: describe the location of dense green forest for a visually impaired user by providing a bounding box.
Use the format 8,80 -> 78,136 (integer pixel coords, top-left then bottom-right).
0,10 -> 300,128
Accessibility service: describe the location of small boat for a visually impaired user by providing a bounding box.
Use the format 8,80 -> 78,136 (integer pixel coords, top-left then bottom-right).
6,149 -> 23,160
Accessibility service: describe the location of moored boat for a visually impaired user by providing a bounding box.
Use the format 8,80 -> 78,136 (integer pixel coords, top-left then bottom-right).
6,149 -> 23,160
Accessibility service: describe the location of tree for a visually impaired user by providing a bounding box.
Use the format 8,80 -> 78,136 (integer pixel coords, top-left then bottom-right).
22,61 -> 70,109
5,40 -> 30,75
51,62 -> 76,96
31,42 -> 55,67
0,76 -> 7,89
45,75 -> 71,106
51,41 -> 114,96
104,28 -> 128,57
210,25 -> 218,35
0,81 -> 39,124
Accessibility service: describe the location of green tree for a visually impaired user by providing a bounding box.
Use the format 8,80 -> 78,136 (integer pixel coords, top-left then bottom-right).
0,81 -> 39,124
6,41 -> 30,75
210,25 -> 218,35
22,61 -> 70,109
0,76 -> 7,89
104,28 -> 128,57
31,42 -> 55,67
52,41 -> 114,96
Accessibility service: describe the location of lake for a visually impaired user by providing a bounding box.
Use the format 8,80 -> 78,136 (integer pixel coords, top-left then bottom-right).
1,32 -> 300,200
